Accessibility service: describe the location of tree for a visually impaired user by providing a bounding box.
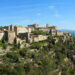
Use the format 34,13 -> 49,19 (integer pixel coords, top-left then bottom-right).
19,48 -> 28,57
6,52 -> 19,63
32,30 -> 46,35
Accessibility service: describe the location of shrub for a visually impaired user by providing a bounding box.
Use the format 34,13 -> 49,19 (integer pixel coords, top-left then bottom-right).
32,30 -> 46,35
6,52 -> 19,63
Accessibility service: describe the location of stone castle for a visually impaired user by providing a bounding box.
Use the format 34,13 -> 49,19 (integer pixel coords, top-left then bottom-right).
0,24 -> 71,44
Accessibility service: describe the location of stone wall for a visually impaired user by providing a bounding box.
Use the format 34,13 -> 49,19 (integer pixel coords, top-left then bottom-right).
28,24 -> 38,28
28,24 -> 39,31
0,31 -> 4,40
33,35 -> 47,42
8,31 -> 16,44
56,31 -> 64,36
14,26 -> 28,35
4,31 -> 16,44
38,27 -> 50,33
8,25 -> 14,31
31,35 -> 48,42
50,29 -> 56,36
22,33 -> 48,43
38,26 -> 57,34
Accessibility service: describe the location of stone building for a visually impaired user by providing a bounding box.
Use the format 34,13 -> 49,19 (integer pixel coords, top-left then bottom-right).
50,29 -> 56,36
56,31 -> 64,36
38,25 -> 57,35
7,25 -> 29,35
0,31 -> 4,40
0,24 -> 71,44
25,33 -> 48,43
14,26 -> 28,35
18,32 -> 48,43
4,31 -> 16,44
28,24 -> 39,31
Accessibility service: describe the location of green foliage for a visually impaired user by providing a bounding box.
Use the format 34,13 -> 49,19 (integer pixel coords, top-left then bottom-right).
0,64 -> 16,75
14,65 -> 25,75
31,41 -> 48,49
19,48 -> 28,57
32,30 -> 46,35
6,52 -> 19,63
1,35 -> 75,75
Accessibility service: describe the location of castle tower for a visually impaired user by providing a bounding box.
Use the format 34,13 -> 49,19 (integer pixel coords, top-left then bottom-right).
10,25 -> 14,31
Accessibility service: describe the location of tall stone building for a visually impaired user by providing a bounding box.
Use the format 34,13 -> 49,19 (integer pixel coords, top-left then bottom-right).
4,31 -> 16,44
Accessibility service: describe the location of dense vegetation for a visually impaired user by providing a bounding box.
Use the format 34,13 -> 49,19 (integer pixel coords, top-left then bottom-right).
0,36 -> 75,75
32,30 -> 46,35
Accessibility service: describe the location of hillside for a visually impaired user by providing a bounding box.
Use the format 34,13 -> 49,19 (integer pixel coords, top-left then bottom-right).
0,25 -> 75,75
0,35 -> 75,75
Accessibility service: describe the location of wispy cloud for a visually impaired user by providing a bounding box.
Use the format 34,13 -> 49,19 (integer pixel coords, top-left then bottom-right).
48,5 -> 61,17
48,5 -> 55,9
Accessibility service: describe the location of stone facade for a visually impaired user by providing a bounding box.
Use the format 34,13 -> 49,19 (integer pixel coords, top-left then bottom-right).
0,24 -> 71,44
0,31 -> 4,40
8,31 -> 16,44
56,31 -> 64,36
38,25 -> 57,35
31,35 -> 48,42
7,25 -> 29,35
28,24 -> 38,28
4,31 -> 16,44
19,33 -> 48,43
28,24 -> 39,31
50,29 -> 56,36
14,26 -> 28,35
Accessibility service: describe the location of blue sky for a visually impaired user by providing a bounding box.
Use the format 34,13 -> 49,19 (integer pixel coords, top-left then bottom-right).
0,0 -> 75,30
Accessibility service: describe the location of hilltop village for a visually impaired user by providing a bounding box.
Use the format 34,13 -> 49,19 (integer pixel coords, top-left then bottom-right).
0,24 -> 71,46
0,24 -> 75,75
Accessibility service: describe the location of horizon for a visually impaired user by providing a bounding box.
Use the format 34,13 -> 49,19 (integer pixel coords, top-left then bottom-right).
0,0 -> 75,30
